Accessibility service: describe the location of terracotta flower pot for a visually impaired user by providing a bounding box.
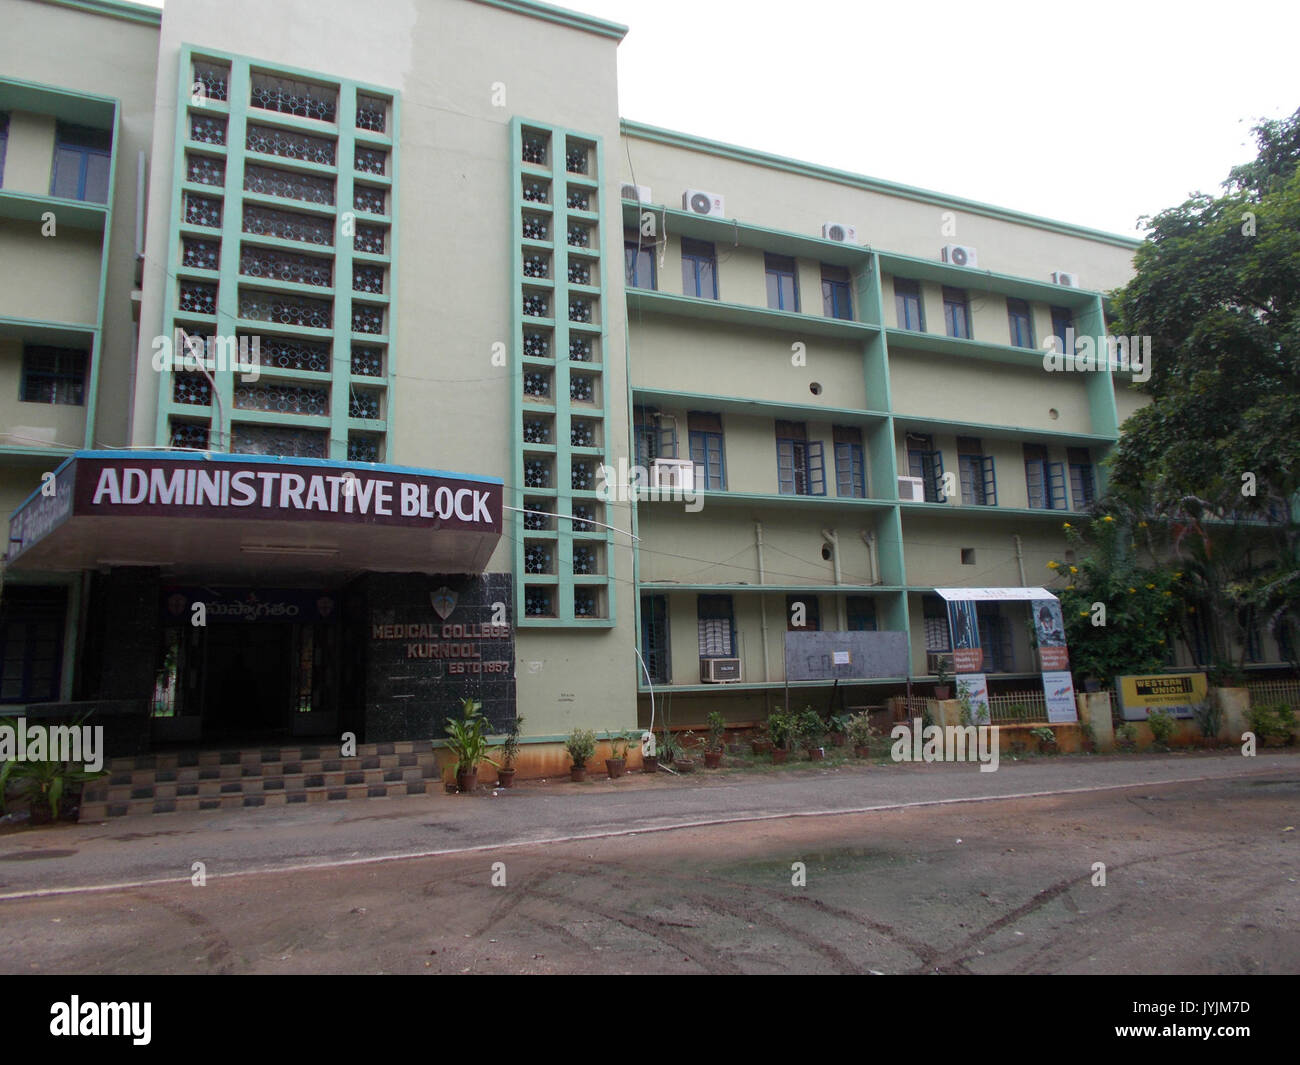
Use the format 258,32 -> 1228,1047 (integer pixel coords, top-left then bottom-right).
606,757 -> 626,779
807,747 -> 825,761
675,757 -> 696,774
751,739 -> 772,756
771,748 -> 788,764
854,745 -> 871,759
456,768 -> 478,793
830,732 -> 846,747
497,767 -> 516,788
642,755 -> 658,774
570,765 -> 587,783
704,750 -> 722,768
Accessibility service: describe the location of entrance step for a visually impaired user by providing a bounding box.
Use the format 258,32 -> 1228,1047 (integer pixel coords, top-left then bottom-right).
78,741 -> 442,821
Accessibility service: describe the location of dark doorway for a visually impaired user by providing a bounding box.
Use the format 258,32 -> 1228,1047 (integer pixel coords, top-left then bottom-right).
203,624 -> 293,742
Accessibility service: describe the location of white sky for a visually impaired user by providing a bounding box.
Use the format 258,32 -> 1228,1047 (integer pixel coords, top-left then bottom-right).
137,0 -> 1298,236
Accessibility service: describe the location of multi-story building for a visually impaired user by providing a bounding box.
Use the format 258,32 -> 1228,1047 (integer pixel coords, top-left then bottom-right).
1,0 -> 1288,780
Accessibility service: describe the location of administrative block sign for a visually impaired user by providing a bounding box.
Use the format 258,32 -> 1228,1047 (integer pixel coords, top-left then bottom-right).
1117,673 -> 1208,721
1042,671 -> 1078,723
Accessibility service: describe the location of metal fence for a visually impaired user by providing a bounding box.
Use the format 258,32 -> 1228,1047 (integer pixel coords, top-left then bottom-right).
985,690 -> 1049,725
1246,679 -> 1300,710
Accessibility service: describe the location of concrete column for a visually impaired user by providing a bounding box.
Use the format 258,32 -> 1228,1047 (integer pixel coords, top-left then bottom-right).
1213,687 -> 1250,743
1077,692 -> 1114,751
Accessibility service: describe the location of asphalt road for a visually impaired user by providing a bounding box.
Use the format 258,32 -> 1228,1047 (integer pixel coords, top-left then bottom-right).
0,751 -> 1296,974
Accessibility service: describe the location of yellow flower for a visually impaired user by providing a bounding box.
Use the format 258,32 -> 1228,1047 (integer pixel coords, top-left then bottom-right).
1079,610 -> 1089,617
1146,583 -> 1155,589
1138,521 -> 1148,528
1128,587 -> 1136,594
1158,639 -> 1166,645
1047,561 -> 1060,570
1102,516 -> 1115,523
1066,585 -> 1075,590
1069,566 -> 1078,574
1175,572 -> 1183,578
1063,522 -> 1072,529
1164,591 -> 1173,597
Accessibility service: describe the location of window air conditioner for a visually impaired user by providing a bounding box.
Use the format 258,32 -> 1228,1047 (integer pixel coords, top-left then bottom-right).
927,652 -> 953,676
651,458 -> 695,491
898,475 -> 926,502
700,657 -> 742,683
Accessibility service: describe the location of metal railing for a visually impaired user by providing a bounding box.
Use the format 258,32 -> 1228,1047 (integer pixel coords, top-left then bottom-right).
1246,678 -> 1300,710
985,690 -> 1048,725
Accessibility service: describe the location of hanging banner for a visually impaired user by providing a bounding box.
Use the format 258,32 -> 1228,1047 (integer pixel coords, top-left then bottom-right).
1042,670 -> 1079,722
946,599 -> 982,673
1030,597 -> 1070,671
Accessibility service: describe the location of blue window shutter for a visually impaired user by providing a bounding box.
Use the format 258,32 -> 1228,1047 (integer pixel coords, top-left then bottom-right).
922,449 -> 945,502
1047,462 -> 1067,510
980,455 -> 997,506
776,440 -> 795,494
807,441 -> 827,496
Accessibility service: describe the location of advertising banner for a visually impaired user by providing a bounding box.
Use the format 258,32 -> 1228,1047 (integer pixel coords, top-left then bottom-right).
946,599 -> 983,673
1031,597 -> 1070,671
956,673 -> 990,723
1042,670 -> 1079,722
1117,673 -> 1208,721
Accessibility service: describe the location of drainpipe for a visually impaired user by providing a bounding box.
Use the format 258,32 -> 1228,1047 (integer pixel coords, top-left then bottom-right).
755,521 -> 770,681
822,528 -> 845,628
1014,534 -> 1027,586
862,530 -> 878,584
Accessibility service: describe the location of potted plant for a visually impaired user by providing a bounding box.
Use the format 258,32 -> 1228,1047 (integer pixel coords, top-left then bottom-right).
604,731 -> 630,778
566,727 -> 597,782
642,731 -> 659,774
675,730 -> 698,773
797,707 -> 825,760
496,715 -> 523,787
1029,725 -> 1058,755
846,711 -> 877,758
443,697 -> 497,793
656,727 -> 680,766
704,711 -> 726,768
0,757 -> 106,824
750,723 -> 772,757
828,713 -> 850,748
767,709 -> 792,764
934,658 -> 953,701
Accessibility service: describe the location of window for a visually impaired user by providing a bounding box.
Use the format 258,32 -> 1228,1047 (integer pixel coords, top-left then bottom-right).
977,604 -> 1014,673
640,595 -> 670,684
943,286 -> 971,339
21,345 -> 87,405
697,595 -> 735,658
1024,443 -> 1066,510
51,122 -> 111,203
633,409 -> 676,470
1241,610 -> 1263,664
847,596 -> 877,631
787,594 -> 820,631
1067,446 -> 1095,510
1051,306 -> 1074,354
681,238 -> 717,299
0,112 -> 9,186
833,425 -> 865,498
894,278 -> 924,331
957,436 -> 997,506
765,254 -> 799,311
923,596 -> 950,652
688,411 -> 726,490
1007,298 -> 1034,348
0,586 -> 66,703
821,265 -> 852,320
776,420 -> 825,496
624,237 -> 656,290
906,433 -> 945,503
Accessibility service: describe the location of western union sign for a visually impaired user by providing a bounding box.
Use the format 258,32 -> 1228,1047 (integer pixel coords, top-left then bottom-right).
1116,673 -> 1208,720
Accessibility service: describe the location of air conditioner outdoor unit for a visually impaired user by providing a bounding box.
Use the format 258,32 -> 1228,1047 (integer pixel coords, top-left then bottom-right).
651,458 -> 695,491
683,188 -> 725,217
1051,270 -> 1079,287
926,652 -> 953,676
941,244 -> 978,268
822,221 -> 858,243
898,475 -> 926,502
700,657 -> 742,683
621,183 -> 652,204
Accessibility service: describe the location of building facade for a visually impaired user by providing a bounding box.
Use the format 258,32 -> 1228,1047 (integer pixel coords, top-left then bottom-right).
0,0 -> 1287,769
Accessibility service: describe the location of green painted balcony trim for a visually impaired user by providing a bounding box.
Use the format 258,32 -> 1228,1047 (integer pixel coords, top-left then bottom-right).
637,582 -> 905,595
0,314 -> 98,346
0,74 -> 118,127
620,200 -> 872,269
471,0 -> 629,40
39,0 -> 162,27
631,386 -> 890,425
620,121 -> 1141,251
0,189 -> 108,231
877,250 -> 1104,303
884,328 -> 1058,369
891,413 -> 1118,447
627,288 -> 880,341
639,489 -> 895,512
899,501 -> 1087,520
0,445 -> 80,465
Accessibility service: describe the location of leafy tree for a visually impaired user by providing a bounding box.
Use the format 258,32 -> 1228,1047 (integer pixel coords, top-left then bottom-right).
1107,108 -> 1300,671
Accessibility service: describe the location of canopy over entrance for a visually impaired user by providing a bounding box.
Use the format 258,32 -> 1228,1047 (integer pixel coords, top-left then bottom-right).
7,451 -> 503,579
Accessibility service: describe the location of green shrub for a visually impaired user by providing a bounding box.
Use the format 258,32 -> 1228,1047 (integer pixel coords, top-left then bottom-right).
565,727 -> 597,767
846,712 -> 877,748
1146,707 -> 1177,746
1116,722 -> 1139,749
1190,700 -> 1221,742
1247,702 -> 1297,745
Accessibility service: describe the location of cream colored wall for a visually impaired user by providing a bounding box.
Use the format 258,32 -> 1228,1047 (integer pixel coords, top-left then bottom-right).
888,349 -> 1092,434
621,135 -> 1138,292
0,220 -> 102,324
1114,380 -> 1151,428
0,338 -> 89,449
631,318 -> 866,408
0,111 -> 57,193
900,514 -> 1068,590
1,0 -> 161,448
882,271 -> 1073,347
